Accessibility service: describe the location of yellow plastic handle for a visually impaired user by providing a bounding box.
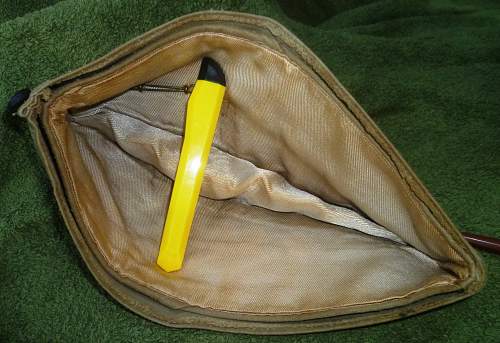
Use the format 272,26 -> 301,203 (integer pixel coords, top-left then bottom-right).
157,79 -> 225,272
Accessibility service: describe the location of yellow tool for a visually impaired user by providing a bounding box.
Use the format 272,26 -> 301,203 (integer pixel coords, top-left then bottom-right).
157,57 -> 226,272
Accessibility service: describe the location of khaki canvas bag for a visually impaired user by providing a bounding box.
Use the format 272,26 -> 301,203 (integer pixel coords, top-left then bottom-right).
17,11 -> 484,335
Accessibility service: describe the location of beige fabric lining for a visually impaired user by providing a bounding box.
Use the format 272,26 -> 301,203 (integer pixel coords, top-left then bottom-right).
45,33 -> 464,315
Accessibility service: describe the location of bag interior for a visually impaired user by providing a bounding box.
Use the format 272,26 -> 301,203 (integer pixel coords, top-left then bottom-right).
43,32 -> 469,318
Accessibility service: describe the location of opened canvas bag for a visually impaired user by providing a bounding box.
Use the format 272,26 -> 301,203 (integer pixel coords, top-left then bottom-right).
17,11 -> 484,334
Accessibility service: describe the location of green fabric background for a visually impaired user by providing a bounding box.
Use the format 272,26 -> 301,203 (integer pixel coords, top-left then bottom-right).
1,0 -> 499,341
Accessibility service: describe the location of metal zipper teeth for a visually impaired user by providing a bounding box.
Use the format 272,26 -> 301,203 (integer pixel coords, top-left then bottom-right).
131,84 -> 193,93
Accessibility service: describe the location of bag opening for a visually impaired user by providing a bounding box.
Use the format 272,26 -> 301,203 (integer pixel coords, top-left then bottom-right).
42,31 -> 468,318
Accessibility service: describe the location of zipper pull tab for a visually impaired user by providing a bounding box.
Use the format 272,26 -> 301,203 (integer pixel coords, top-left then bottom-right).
4,88 -> 31,116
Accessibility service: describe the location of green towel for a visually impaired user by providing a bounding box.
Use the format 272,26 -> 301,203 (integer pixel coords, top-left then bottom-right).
1,0 -> 499,341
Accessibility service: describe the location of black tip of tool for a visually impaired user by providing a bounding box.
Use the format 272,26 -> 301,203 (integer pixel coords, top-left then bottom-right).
198,57 -> 225,86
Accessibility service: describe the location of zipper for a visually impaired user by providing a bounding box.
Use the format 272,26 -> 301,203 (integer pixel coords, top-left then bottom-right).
131,84 -> 193,94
